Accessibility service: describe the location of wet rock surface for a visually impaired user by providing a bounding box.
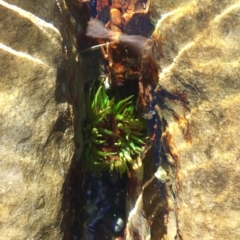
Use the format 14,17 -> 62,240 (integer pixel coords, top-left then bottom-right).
151,0 -> 240,239
0,0 -> 73,239
2,0 -> 240,239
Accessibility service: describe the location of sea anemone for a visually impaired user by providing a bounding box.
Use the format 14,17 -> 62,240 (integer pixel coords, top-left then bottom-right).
82,82 -> 146,175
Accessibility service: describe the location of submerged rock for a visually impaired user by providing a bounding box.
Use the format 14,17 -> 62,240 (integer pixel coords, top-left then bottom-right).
0,1 -> 74,239
2,0 -> 240,239
150,0 -> 240,239
126,193 -> 151,240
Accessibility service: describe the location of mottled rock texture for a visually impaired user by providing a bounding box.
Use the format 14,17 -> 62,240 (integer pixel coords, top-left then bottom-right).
151,0 -> 240,239
0,0 -> 74,239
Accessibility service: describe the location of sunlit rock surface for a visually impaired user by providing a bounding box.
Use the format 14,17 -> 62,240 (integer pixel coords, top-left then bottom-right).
1,0 -> 240,239
151,0 -> 240,239
0,1 -> 73,239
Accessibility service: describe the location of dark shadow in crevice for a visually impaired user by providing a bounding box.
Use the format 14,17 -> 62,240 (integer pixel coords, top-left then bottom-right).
58,0 -> 155,239
54,62 -> 68,104
62,157 -> 86,240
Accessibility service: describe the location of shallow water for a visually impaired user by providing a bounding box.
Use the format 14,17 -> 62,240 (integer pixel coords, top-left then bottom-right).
62,0 -> 178,239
